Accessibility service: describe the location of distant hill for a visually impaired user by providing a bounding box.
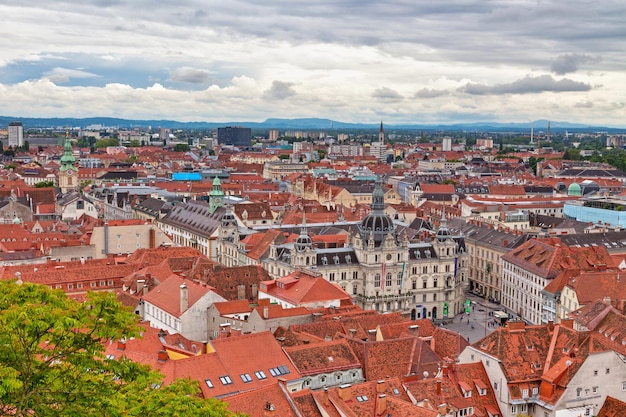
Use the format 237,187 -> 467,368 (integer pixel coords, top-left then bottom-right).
0,116 -> 622,133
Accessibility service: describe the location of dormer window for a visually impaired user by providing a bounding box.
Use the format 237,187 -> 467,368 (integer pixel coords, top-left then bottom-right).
464,389 -> 472,398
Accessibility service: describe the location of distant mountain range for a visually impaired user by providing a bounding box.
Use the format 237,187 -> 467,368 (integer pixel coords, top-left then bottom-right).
0,116 -> 622,133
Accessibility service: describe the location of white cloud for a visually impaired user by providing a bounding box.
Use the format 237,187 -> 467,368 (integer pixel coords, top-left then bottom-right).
0,1 -> 623,125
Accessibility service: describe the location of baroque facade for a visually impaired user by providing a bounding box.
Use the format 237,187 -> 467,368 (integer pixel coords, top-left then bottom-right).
218,178 -> 468,319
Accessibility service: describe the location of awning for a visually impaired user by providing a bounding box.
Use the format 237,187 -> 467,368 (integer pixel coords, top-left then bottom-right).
493,311 -> 508,319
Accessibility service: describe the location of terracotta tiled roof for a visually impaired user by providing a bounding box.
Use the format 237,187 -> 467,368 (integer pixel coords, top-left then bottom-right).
260,271 -> 351,306
420,184 -> 455,194
142,275 -> 217,317
210,331 -> 302,390
314,378 -> 433,417
503,238 -> 614,279
202,265 -> 271,302
284,340 -> 360,376
225,383 -> 299,417
597,396 -> 626,417
213,300 -> 252,315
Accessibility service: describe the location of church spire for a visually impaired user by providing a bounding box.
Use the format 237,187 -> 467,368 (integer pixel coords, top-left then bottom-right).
378,121 -> 384,143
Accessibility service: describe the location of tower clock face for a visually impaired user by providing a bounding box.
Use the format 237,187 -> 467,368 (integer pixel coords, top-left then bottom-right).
67,169 -> 72,176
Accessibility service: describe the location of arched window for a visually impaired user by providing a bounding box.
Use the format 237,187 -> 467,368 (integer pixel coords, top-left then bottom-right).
386,273 -> 392,288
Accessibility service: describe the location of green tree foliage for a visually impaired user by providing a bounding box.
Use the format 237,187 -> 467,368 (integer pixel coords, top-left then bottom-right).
94,138 -> 120,148
0,281 -> 243,417
34,180 -> 55,188
173,143 -> 191,152
562,147 -> 581,161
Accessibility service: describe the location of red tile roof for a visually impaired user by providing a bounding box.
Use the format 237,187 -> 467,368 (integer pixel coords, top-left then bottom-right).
284,340 -> 361,376
142,275 -> 217,317
225,383 -> 299,417
210,331 -> 302,390
260,271 -> 351,306
597,396 -> 626,417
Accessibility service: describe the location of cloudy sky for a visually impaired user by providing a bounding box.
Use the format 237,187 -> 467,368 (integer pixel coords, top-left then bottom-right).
1,0 -> 625,126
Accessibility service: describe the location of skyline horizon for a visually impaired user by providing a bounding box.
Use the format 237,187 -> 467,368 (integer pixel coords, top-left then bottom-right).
1,1 -> 624,126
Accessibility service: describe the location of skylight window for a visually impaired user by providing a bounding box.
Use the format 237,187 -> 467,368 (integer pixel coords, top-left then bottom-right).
255,370 -> 267,380
269,365 -> 291,377
205,379 -> 214,388
219,375 -> 233,385
356,395 -> 369,402
241,373 -> 253,383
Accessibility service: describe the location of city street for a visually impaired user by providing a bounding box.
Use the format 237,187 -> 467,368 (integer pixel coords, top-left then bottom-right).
441,292 -> 504,344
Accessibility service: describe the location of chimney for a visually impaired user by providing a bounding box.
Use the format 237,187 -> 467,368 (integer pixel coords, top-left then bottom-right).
437,403 -> 448,416
323,387 -> 330,406
376,394 -> 387,416
180,283 -> 188,312
376,380 -> 387,394
263,401 -> 275,415
136,279 -> 145,294
237,284 -> 246,300
117,340 -> 126,351
338,384 -> 352,401
408,324 -> 419,335
508,321 -> 526,331
263,306 -> 269,319
251,283 -> 258,298
349,328 -> 357,337
157,350 -> 168,362
561,319 -> 574,329
442,364 -> 448,377
436,379 -> 441,395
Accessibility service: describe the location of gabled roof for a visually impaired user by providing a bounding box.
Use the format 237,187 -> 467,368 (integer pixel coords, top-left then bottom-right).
142,275 -> 217,317
284,339 -> 360,376
210,331 -> 302,389
597,396 -> 626,417
259,271 -> 351,306
313,378 -> 431,417
225,383 -> 299,417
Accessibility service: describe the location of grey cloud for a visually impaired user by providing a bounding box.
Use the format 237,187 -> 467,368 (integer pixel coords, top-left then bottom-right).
372,87 -> 403,100
263,80 -> 296,100
551,54 -> 600,75
460,75 -> 592,95
169,67 -> 211,84
414,88 -> 448,98
44,67 -> 99,83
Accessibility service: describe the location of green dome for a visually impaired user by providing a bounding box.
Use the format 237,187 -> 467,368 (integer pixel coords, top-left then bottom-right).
567,181 -> 582,196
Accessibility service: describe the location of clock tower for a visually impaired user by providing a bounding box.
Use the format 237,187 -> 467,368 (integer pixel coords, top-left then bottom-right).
58,131 -> 79,194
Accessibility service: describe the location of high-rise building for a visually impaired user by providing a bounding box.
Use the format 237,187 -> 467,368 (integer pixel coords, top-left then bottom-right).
268,129 -> 279,141
217,127 -> 252,147
8,122 -> 24,148
442,136 -> 452,151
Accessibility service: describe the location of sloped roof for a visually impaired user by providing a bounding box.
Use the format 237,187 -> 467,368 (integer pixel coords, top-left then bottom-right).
284,339 -> 360,376
210,331 -> 302,388
142,275 -> 217,317
259,271 -> 351,306
225,383 -> 299,417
